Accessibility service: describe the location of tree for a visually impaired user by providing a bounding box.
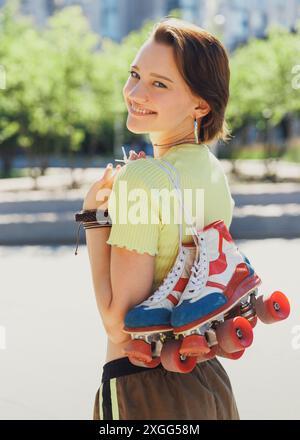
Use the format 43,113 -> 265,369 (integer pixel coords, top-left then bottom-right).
226,23 -> 300,178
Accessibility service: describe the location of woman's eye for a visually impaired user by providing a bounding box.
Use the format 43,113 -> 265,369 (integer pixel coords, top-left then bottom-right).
154,81 -> 166,89
128,70 -> 138,79
128,70 -> 166,88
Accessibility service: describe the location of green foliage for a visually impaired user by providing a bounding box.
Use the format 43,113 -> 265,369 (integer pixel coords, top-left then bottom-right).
228,23 -> 300,131
0,1 -> 158,173
1,0 -> 300,179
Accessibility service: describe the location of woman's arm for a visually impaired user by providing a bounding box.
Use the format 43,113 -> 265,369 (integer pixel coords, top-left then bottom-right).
84,227 -> 112,326
85,227 -> 155,345
83,155 -> 155,345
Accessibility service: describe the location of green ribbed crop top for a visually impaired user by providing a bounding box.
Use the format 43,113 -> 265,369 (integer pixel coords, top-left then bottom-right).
107,143 -> 235,292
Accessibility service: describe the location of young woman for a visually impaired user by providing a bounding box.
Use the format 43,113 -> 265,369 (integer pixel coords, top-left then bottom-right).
83,17 -> 239,420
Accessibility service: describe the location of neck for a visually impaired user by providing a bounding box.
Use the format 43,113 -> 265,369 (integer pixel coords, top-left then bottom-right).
150,130 -> 196,159
153,139 -> 196,158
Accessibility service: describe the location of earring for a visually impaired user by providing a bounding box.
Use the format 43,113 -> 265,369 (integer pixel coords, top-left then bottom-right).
194,118 -> 199,144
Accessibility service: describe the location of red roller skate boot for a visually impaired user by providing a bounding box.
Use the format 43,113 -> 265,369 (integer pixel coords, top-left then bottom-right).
170,220 -> 262,363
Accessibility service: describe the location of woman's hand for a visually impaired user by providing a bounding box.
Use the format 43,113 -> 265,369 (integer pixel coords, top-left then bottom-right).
128,150 -> 146,161
82,151 -> 146,211
83,163 -> 122,211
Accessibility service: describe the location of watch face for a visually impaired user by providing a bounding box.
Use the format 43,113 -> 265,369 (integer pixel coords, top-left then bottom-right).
96,210 -> 111,224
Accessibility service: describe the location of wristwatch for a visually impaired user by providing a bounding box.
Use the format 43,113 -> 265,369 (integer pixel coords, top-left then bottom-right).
75,208 -> 112,225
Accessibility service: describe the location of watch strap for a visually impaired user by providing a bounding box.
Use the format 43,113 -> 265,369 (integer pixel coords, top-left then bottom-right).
75,209 -> 112,225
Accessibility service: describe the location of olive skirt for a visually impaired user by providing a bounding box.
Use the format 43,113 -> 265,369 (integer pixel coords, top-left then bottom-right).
93,356 -> 239,420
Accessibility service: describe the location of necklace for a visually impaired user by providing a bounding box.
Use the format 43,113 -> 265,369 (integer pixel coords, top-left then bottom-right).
153,136 -> 198,150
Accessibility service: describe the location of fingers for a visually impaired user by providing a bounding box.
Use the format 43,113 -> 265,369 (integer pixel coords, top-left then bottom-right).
114,164 -> 122,175
129,150 -> 146,160
103,163 -> 120,181
104,163 -> 122,186
103,163 -> 113,177
104,149 -> 146,180
129,150 -> 138,160
105,163 -> 121,172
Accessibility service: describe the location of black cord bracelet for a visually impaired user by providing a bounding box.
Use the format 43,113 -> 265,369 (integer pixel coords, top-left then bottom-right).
74,209 -> 112,255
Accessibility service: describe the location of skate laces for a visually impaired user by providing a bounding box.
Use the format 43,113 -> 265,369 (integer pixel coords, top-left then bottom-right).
143,248 -> 186,305
183,234 -> 209,299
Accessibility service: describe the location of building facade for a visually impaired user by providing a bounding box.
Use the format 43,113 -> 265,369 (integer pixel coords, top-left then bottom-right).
2,0 -> 299,49
204,0 -> 300,50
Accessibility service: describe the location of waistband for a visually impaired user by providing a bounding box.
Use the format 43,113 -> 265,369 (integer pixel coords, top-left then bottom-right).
101,356 -> 164,383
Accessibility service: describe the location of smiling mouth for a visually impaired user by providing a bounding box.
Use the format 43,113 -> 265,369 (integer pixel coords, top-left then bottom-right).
128,101 -> 157,116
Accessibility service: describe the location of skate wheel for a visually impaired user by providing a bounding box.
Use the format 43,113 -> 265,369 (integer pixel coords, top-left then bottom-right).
255,291 -> 290,324
122,339 -> 152,363
160,339 -> 197,373
196,345 -> 218,363
128,356 -> 161,368
215,316 -> 253,353
216,346 -> 245,360
180,334 -> 210,356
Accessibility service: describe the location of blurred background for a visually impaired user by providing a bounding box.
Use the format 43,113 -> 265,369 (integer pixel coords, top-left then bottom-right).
0,0 -> 299,420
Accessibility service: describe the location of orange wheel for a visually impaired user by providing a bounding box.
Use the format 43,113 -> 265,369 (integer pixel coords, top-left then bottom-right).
215,316 -> 253,353
196,345 -> 218,363
255,291 -> 290,324
216,346 -> 245,360
179,334 -> 210,356
160,339 -> 197,373
122,339 -> 152,363
128,356 -> 161,368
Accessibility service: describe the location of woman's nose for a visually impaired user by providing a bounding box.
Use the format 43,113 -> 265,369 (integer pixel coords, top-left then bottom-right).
127,86 -> 149,104
128,95 -> 149,105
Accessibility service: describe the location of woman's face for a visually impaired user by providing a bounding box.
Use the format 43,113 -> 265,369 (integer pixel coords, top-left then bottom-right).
123,39 -> 210,149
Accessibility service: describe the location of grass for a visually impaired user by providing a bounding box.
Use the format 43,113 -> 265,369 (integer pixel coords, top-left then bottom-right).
283,148 -> 300,163
230,145 -> 300,162
0,168 -> 31,179
231,149 -> 266,160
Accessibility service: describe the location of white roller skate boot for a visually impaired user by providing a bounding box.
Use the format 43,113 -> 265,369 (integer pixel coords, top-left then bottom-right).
122,242 -> 197,368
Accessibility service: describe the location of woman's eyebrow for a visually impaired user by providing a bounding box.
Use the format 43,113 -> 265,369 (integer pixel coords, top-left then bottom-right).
130,65 -> 174,83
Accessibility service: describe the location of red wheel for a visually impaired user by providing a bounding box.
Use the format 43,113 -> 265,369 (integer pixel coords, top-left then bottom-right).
215,316 -> 253,353
122,339 -> 152,363
255,291 -> 290,324
196,345 -> 218,363
216,346 -> 245,360
179,334 -> 210,356
160,339 -> 197,373
128,356 -> 161,368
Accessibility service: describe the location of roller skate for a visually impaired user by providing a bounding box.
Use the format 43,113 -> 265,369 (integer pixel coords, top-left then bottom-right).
122,241 -> 197,371
161,220 -> 291,373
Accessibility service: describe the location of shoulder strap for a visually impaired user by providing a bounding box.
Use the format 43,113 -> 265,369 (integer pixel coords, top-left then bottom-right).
152,158 -> 198,247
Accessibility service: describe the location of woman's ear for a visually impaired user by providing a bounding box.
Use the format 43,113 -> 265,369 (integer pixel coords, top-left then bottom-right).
195,99 -> 211,119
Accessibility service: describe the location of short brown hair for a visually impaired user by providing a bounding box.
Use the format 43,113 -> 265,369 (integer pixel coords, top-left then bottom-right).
148,17 -> 231,144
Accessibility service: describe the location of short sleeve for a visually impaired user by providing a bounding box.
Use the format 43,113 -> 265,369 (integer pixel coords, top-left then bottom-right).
226,195 -> 235,229
106,162 -> 160,256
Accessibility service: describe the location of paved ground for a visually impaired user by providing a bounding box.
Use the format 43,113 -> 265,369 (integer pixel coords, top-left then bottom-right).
0,239 -> 299,420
